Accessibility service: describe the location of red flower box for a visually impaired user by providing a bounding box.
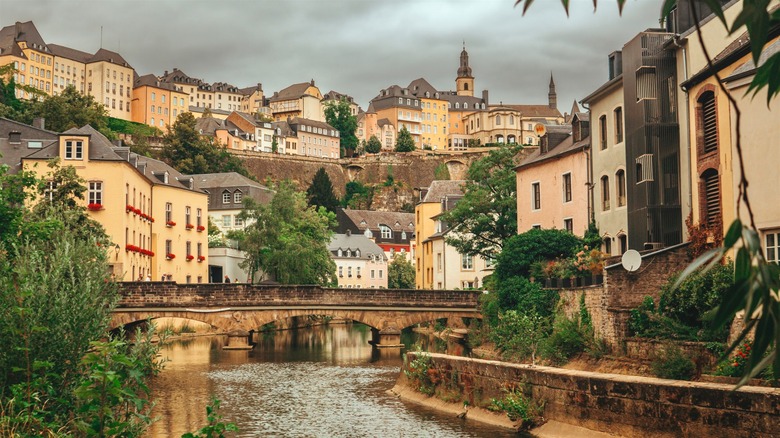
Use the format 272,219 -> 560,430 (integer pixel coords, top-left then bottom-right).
186,255 -> 195,261
197,255 -> 206,262
87,203 -> 103,211
185,223 -> 195,230
133,207 -> 142,215
196,225 -> 206,232
126,204 -> 134,213
166,253 -> 175,260
166,221 -> 176,227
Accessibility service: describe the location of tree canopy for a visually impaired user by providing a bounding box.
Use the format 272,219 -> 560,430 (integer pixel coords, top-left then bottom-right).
365,135 -> 382,154
388,255 -> 416,289
394,126 -> 415,152
324,98 -> 358,157
441,144 -> 523,259
237,181 -> 336,285
307,167 -> 340,213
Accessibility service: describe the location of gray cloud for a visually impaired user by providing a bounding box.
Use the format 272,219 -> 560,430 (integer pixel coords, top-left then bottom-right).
4,0 -> 661,112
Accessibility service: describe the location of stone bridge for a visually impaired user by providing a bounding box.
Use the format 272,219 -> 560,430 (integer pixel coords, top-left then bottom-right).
113,282 -> 482,349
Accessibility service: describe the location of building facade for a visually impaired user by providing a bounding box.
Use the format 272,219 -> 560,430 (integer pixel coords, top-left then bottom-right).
329,232 -> 388,288
336,208 -> 415,263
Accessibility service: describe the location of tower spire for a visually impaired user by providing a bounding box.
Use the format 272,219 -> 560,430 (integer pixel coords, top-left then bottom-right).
548,72 -> 557,110
455,44 -> 475,97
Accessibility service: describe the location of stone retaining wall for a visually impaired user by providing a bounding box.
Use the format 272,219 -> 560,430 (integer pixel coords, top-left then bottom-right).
399,353 -> 780,437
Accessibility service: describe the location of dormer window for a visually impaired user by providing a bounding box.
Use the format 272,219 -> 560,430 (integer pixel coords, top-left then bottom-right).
355,249 -> 360,257
380,224 -> 392,239
222,191 -> 231,204
234,190 -> 243,204
163,172 -> 169,184
65,139 -> 83,160
338,249 -> 342,257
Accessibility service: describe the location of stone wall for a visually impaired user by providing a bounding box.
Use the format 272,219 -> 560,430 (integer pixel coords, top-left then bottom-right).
623,339 -> 719,370
399,353 -> 780,437
555,244 -> 692,349
117,282 -> 481,309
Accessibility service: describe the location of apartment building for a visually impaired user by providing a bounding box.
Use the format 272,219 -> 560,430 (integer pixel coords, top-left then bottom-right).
132,74 -> 189,130
268,80 -> 324,122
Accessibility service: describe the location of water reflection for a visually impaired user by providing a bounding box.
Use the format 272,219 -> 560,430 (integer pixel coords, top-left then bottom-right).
148,323 -> 519,438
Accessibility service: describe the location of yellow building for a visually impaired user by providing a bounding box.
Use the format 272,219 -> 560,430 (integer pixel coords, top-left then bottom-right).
408,78 -> 448,150
414,180 -> 465,289
132,74 -> 189,130
269,80 -> 324,122
0,21 -> 54,99
21,124 -> 208,283
239,83 -> 265,114
368,85 -> 423,148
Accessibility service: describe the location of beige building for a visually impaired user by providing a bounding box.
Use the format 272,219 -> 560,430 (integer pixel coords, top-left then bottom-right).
238,83 -> 265,114
329,232 -> 388,289
516,118 -> 590,236
414,180 -> 465,289
357,107 -> 397,150
270,117 -> 340,159
0,21 -> 54,99
582,52 -> 628,256
19,123 -> 208,283
132,74 -> 189,130
429,219 -> 492,290
269,80 -> 324,122
225,111 -> 275,153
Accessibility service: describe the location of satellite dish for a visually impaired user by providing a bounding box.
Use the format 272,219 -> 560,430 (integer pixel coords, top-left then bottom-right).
621,249 -> 642,272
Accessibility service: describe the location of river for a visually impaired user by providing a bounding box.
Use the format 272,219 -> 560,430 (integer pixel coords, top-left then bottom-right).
147,322 -> 524,437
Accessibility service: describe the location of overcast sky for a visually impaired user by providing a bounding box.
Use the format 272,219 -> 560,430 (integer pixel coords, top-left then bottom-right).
3,0 -> 662,113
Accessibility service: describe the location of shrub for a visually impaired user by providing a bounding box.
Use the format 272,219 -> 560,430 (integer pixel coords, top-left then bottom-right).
404,352 -> 436,395
490,311 -> 549,362
542,313 -> 586,365
628,296 -> 656,336
496,229 -> 582,281
658,261 -> 734,332
651,345 -> 696,380
490,387 -> 543,428
496,276 -> 559,318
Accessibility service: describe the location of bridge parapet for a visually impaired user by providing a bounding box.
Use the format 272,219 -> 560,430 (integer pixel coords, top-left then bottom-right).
117,283 -> 481,309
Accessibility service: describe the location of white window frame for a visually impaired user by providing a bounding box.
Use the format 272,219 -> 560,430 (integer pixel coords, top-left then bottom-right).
88,181 -> 102,205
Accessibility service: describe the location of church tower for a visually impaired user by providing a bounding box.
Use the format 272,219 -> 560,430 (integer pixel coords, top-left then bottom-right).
456,43 -> 474,97
548,73 -> 558,110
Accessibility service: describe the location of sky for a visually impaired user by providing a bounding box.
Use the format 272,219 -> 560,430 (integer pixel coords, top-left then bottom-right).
3,0 -> 663,113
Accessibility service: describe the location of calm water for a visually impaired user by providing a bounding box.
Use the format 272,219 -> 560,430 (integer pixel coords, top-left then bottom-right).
147,323 -> 522,437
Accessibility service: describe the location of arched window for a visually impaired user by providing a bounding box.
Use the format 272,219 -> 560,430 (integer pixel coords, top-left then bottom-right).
496,134 -> 504,143
601,175 -> 610,211
614,107 -> 623,143
464,83 -> 469,91
700,168 -> 721,231
509,115 -> 514,125
698,91 -> 718,154
616,169 -> 626,207
379,224 -> 392,239
507,135 -> 516,143
495,115 -> 501,125
338,249 -> 342,257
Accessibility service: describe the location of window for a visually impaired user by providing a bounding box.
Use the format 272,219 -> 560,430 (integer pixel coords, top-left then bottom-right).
185,206 -> 191,225
379,270 -> 383,279
197,242 -> 202,258
357,267 -> 361,278
165,239 -> 172,255
603,237 -> 612,255
531,182 -> 541,210
562,173 -> 572,203
379,225 -> 392,239
339,266 -> 343,277
636,154 -> 654,183
186,241 -> 191,257
222,215 -> 232,227
614,107 -> 623,143
348,266 -> 352,277
616,170 -> 626,207
599,115 -> 607,150
764,230 -> 780,263
698,91 -> 718,154
437,253 -> 442,272
601,176 -> 610,211
222,191 -> 230,204
701,169 -> 721,231
234,216 -> 244,227
461,254 -> 473,270
233,191 -> 242,204
619,234 -> 627,255
564,218 -> 573,233
495,115 -> 501,125
371,269 -> 375,279
165,202 -> 172,222
88,181 -> 102,205
65,140 -> 83,159
44,180 -> 57,202
196,208 -> 202,227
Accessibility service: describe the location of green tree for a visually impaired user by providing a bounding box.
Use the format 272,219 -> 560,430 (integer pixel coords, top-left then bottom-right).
388,255 -> 416,289
433,162 -> 451,180
238,181 -> 336,285
161,112 -> 252,178
324,98 -> 358,157
441,144 -> 522,259
306,167 -> 340,213
342,181 -> 373,210
495,228 -> 582,281
365,135 -> 382,154
28,85 -> 110,135
394,126 -> 415,152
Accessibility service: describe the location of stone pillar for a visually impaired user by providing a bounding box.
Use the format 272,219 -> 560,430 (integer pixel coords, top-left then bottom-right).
370,328 -> 404,358
223,329 -> 253,350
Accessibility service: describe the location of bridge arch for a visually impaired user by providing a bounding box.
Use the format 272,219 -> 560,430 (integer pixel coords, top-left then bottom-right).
444,160 -> 468,180
345,164 -> 365,181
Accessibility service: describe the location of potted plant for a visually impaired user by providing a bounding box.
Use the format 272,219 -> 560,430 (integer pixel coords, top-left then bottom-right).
186,255 -> 194,261
87,203 -> 103,211
126,204 -> 134,213
166,220 -> 176,227
166,253 -> 175,260
186,223 -> 195,230
196,225 -> 206,232
197,255 -> 206,262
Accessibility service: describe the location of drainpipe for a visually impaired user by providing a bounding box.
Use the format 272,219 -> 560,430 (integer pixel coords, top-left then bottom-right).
581,101 -> 594,225
672,34 -> 693,226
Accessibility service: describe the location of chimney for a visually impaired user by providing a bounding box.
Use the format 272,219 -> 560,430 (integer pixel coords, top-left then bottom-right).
14,22 -> 21,39
164,70 -> 169,76
482,90 -> 489,106
310,79 -> 315,86
32,117 -> 45,130
9,131 -> 22,144
257,82 -> 262,90
346,229 -> 352,237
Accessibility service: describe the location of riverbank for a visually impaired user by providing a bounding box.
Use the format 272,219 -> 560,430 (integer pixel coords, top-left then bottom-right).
394,352 -> 780,438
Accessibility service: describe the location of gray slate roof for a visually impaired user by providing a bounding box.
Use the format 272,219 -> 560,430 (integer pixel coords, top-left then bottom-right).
0,117 -> 58,173
329,233 -> 387,261
420,180 -> 465,204
339,209 -> 414,232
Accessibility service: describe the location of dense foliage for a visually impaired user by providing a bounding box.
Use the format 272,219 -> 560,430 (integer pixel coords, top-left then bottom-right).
237,181 -> 336,285
306,167 -> 340,214
341,181 -> 373,210
441,144 -> 523,259
388,255 -> 416,289
364,135 -> 382,154
495,228 -> 582,281
324,98 -> 358,157
394,126 -> 415,152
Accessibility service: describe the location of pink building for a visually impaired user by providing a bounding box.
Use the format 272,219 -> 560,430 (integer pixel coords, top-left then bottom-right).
516,114 -> 591,236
